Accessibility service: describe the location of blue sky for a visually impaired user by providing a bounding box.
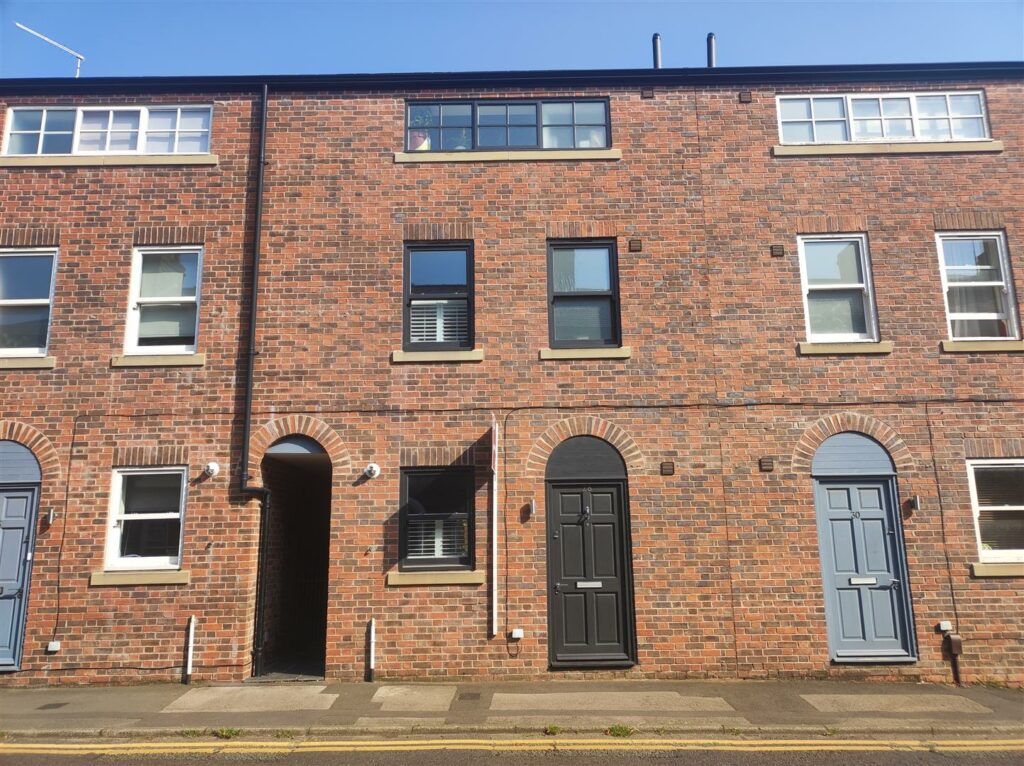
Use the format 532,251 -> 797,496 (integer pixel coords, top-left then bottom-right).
0,1 -> 1021,79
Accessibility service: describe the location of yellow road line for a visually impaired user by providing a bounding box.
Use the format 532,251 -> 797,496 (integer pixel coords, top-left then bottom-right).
0,737 -> 1021,756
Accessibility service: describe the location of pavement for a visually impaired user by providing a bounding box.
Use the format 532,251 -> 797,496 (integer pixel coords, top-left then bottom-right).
0,678 -> 1021,740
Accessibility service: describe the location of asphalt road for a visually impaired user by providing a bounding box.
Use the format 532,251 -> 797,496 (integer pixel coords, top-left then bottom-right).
2,753 -> 1022,765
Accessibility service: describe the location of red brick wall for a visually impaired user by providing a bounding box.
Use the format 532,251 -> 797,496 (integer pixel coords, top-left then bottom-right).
1,76 -> 1021,686
0,92 -> 260,684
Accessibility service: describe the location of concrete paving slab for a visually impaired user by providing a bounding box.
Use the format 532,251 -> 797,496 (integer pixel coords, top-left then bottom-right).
801,694 -> 993,714
371,685 -> 457,712
835,716 -> 1024,731
484,715 -> 753,728
489,691 -> 733,712
0,717 -> 141,732
0,685 -> 184,714
162,685 -> 338,713
354,717 -> 447,728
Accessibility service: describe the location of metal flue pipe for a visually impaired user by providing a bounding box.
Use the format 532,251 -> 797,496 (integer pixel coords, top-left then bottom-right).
652,33 -> 662,69
707,33 -> 717,68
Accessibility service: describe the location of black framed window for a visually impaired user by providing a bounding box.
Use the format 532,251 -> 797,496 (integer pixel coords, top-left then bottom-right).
399,468 -> 475,571
406,99 -> 610,152
403,243 -> 473,351
547,240 -> 621,348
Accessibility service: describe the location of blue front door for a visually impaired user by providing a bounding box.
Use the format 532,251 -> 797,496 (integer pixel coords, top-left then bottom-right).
0,487 -> 37,670
814,479 -> 915,662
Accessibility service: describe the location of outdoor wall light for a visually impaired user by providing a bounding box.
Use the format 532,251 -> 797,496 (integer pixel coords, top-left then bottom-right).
203,461 -> 220,478
364,463 -> 382,479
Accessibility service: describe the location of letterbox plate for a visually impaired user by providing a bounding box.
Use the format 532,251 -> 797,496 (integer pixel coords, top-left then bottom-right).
849,577 -> 878,585
576,581 -> 603,589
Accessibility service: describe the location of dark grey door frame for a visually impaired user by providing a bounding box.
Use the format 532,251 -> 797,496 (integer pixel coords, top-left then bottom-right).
546,478 -> 637,669
0,484 -> 40,673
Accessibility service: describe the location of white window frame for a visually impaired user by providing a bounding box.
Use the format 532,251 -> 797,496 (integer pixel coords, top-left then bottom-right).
797,234 -> 880,343
966,459 -> 1024,564
936,231 -> 1020,341
0,247 -> 58,357
105,467 -> 187,571
2,105 -> 213,156
776,91 -> 990,145
124,245 -> 203,356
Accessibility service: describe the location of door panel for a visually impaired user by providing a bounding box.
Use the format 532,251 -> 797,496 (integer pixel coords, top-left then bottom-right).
0,487 -> 37,669
815,478 -> 915,661
562,593 -> 588,646
548,482 -> 633,666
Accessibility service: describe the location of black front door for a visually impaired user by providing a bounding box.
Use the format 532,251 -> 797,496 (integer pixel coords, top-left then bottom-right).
547,482 -> 635,667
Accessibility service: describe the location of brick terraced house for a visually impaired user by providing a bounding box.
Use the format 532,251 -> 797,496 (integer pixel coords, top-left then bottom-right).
0,60 -> 1021,687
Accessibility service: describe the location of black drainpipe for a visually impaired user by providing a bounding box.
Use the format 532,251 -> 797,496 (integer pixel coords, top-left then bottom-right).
242,82 -> 272,677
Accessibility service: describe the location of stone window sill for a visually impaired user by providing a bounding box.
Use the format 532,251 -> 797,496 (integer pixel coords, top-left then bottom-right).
386,570 -> 485,586
941,340 -> 1024,353
970,562 -> 1024,578
773,141 -> 1002,157
0,154 -> 219,167
539,346 -> 632,360
90,570 -> 190,586
0,356 -> 56,369
111,353 -> 206,368
394,148 -> 622,164
391,349 -> 484,363
799,341 -> 893,356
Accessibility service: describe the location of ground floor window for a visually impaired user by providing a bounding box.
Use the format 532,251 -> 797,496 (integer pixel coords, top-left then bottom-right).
105,467 -> 186,570
399,467 -> 474,570
967,460 -> 1024,562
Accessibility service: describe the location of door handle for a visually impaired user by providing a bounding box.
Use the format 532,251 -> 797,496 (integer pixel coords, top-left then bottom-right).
0,587 -> 22,598
888,579 -> 901,590
553,582 -> 566,593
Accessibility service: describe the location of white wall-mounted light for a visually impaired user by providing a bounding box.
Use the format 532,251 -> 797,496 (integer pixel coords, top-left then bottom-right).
364,463 -> 381,479
203,461 -> 220,478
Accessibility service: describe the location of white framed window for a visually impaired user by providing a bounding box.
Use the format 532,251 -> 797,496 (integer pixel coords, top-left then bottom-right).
3,105 -> 212,156
0,248 -> 58,357
966,460 -> 1024,563
797,234 -> 879,342
936,232 -> 1019,341
106,468 -> 187,571
125,246 -> 203,355
777,91 -> 990,145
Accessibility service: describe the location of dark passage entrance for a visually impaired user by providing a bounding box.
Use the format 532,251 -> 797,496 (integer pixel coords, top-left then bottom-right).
255,436 -> 331,678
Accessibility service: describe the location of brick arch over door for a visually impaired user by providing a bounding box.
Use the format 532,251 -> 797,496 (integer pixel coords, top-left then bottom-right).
792,412 -> 915,476
247,415 -> 352,487
526,416 -> 647,477
0,420 -> 61,485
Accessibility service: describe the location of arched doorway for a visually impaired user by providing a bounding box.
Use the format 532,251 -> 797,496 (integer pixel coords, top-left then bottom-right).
811,432 -> 916,662
255,436 -> 332,678
0,440 -> 42,671
545,436 -> 636,668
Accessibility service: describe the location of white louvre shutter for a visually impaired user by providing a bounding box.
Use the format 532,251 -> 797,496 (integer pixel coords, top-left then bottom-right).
409,299 -> 468,344
406,518 -> 468,559
406,519 -> 434,558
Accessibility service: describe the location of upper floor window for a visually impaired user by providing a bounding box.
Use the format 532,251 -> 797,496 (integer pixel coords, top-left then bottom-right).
0,249 -> 57,357
777,92 -> 989,145
125,246 -> 203,355
797,235 -> 879,343
936,232 -> 1019,341
547,240 -> 621,348
967,460 -> 1024,563
406,100 -> 609,152
404,243 -> 473,351
3,105 -> 212,156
